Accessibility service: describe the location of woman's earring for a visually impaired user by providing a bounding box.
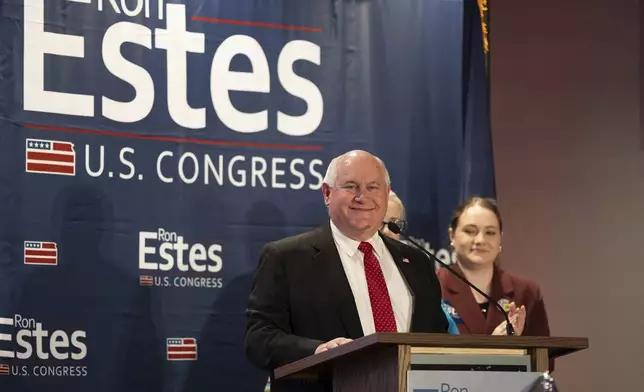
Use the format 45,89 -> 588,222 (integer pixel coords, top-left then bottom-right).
499,245 -> 503,252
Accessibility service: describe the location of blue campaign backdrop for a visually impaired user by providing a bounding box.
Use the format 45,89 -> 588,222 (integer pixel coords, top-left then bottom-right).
0,0 -> 494,390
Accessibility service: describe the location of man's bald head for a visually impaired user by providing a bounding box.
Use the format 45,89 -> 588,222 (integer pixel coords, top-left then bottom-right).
323,150 -> 391,188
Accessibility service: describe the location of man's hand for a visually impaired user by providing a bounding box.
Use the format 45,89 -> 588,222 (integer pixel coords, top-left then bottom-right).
314,337 -> 353,354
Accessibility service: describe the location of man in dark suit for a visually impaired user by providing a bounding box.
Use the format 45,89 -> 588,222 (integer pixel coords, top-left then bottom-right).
245,150 -> 448,391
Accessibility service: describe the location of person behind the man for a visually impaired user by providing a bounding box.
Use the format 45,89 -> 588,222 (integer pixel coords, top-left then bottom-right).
380,190 -> 460,335
245,150 -> 448,391
380,190 -> 406,240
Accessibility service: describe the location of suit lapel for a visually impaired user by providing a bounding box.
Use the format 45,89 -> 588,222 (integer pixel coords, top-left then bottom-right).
378,233 -> 422,332
381,235 -> 416,294
380,234 -> 417,328
312,224 -> 364,339
444,265 -> 488,334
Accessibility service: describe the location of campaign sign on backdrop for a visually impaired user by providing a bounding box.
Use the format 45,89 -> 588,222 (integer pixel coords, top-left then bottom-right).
0,0 -> 494,390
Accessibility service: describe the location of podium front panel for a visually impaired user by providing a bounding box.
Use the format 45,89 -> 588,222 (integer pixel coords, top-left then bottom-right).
407,370 -> 542,392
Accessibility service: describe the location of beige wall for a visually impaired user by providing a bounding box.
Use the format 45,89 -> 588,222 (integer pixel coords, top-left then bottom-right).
490,0 -> 644,390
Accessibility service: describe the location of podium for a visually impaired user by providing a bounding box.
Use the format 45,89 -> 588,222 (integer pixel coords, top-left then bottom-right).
274,333 -> 589,392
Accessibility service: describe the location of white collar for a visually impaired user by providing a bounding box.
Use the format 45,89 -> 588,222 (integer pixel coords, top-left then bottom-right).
329,219 -> 386,259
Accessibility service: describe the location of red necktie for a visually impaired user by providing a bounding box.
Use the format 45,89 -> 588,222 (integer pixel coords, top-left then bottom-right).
358,242 -> 398,332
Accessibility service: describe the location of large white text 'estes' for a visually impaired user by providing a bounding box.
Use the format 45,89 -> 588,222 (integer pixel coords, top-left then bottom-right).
23,0 -> 323,136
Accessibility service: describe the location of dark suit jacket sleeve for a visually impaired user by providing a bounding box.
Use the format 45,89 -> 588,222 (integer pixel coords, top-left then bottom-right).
245,243 -> 323,371
524,284 -> 550,337
403,244 -> 448,333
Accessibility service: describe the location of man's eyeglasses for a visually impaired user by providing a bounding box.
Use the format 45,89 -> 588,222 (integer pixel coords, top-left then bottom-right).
382,219 -> 407,233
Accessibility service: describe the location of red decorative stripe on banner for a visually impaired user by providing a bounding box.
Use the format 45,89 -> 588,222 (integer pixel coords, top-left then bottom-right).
24,250 -> 57,257
27,151 -> 74,163
191,16 -> 322,32
24,124 -> 324,151
167,353 -> 197,360
25,257 -> 57,264
167,346 -> 195,353
26,162 -> 74,175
